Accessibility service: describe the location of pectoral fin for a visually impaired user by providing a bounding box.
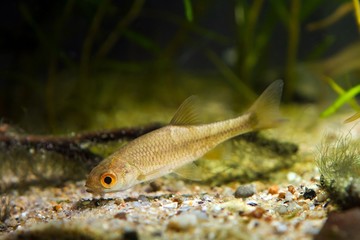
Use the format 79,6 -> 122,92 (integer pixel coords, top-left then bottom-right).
173,163 -> 204,181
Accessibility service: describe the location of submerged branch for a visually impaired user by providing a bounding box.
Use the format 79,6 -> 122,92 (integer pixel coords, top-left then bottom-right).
0,123 -> 162,167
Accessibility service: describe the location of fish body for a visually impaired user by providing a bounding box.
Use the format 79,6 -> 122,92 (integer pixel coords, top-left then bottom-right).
85,80 -> 284,195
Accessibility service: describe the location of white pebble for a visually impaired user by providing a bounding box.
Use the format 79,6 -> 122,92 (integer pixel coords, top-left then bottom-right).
273,221 -> 288,233
285,191 -> 293,201
287,172 -> 301,182
275,204 -> 288,215
211,205 -> 222,213
162,202 -> 178,209
168,213 -> 198,230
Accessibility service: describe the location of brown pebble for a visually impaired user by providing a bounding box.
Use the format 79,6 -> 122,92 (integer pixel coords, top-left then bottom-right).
172,197 -> 183,205
249,207 -> 266,219
114,212 -> 127,220
288,185 -> 296,194
264,215 -> 272,222
145,181 -> 162,193
268,185 -> 279,195
278,192 -> 286,199
53,204 -> 62,212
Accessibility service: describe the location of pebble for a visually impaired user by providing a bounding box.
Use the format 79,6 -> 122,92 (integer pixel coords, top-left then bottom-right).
275,205 -> 288,215
114,212 -> 127,220
192,210 -> 208,220
303,188 -> 316,200
288,185 -> 296,194
162,202 -> 178,209
53,204 -> 62,212
268,185 -> 279,195
278,192 -> 286,199
138,195 -> 149,202
249,207 -> 266,218
123,229 -> 139,240
273,221 -> 288,233
302,220 -> 321,235
287,172 -> 301,182
287,202 -> 301,212
210,205 -> 222,213
167,213 -> 198,231
316,191 -> 328,202
234,184 -> 256,198
285,191 -> 294,201
246,200 -> 258,206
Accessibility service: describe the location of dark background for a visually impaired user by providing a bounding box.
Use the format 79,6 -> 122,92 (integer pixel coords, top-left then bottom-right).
0,0 -> 358,132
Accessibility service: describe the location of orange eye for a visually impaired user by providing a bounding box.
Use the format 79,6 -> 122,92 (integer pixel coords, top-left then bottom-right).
100,172 -> 117,188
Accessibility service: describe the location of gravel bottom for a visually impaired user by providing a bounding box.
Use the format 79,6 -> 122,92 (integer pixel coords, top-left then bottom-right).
2,107 -> 357,240
1,171 -> 330,240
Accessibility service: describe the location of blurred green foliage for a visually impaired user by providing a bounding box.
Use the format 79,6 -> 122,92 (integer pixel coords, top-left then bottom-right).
321,76 -> 360,118
1,0 -> 360,132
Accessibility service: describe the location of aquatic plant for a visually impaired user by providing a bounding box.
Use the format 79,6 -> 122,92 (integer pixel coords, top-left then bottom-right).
317,133 -> 360,209
320,76 -> 360,121
183,0 -> 193,22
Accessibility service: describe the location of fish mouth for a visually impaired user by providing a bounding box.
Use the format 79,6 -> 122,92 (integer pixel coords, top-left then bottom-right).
84,183 -> 95,193
85,188 -> 93,193
85,184 -> 103,195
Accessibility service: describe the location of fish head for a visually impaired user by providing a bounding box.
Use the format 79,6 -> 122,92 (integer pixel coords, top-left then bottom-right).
85,158 -> 138,195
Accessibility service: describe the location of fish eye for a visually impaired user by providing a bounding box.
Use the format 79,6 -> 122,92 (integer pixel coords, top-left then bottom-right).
100,172 -> 117,188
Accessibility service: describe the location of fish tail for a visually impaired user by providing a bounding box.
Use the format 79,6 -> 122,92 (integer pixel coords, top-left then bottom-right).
247,80 -> 284,130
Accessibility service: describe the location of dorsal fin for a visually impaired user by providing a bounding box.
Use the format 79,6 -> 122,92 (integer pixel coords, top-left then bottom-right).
170,96 -> 200,125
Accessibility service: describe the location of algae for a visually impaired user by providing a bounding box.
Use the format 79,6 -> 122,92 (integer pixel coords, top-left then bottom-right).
317,132 -> 360,209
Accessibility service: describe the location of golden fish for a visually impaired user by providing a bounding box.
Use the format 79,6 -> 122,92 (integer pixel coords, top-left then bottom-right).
85,80 -> 284,195
344,111 -> 360,123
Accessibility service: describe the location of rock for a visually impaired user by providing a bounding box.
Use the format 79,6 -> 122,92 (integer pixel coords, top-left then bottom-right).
167,213 -> 198,231
278,192 -> 286,199
275,205 -> 288,215
114,212 -> 127,220
123,229 -> 139,240
315,208 -> 360,240
285,191 -> 293,201
162,202 -> 178,209
268,185 -> 279,195
249,207 -> 266,219
234,184 -> 256,198
303,188 -> 316,200
316,191 -> 328,202
273,221 -> 288,233
288,185 -> 296,194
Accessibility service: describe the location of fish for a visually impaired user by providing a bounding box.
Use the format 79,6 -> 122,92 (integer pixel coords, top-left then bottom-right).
344,111 -> 360,123
85,80 -> 284,195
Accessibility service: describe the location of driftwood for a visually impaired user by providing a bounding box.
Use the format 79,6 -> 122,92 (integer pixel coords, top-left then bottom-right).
0,123 -> 162,168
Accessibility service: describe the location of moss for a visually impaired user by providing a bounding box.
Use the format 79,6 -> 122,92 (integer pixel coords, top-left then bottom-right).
317,133 -> 360,209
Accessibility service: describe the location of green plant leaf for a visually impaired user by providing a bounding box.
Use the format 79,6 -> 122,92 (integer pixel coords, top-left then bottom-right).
123,30 -> 161,54
321,84 -> 360,118
183,0 -> 193,22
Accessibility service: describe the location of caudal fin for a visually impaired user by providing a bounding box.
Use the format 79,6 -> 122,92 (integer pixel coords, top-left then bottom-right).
248,80 -> 284,130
